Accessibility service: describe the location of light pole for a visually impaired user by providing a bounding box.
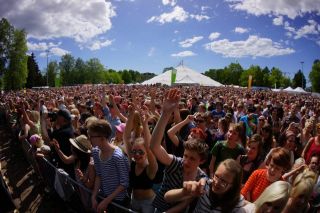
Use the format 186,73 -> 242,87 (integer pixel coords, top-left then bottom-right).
300,61 -> 304,88
46,49 -> 49,87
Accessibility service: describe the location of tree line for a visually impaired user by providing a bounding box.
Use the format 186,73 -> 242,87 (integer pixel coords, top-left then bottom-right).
1,18 -> 320,92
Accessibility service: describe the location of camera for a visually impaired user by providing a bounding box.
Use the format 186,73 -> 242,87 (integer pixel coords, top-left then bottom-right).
47,112 -> 57,122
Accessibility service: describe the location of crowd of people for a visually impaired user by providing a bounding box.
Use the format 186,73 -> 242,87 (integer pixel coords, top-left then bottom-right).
1,84 -> 320,213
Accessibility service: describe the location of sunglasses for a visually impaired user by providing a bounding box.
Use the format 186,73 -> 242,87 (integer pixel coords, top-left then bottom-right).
195,119 -> 205,123
130,149 -> 145,156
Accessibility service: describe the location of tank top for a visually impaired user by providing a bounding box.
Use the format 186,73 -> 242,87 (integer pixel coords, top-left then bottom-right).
129,161 -> 153,190
305,137 -> 320,164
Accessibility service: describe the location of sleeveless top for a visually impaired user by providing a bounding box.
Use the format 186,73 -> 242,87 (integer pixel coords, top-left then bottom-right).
305,137 -> 320,164
129,161 -> 153,190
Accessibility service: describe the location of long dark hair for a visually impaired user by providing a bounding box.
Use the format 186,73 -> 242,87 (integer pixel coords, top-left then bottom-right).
210,159 -> 243,213
72,146 -> 90,172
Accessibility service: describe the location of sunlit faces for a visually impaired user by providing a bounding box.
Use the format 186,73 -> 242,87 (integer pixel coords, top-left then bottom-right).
227,126 -> 239,143
131,143 -> 146,164
266,159 -> 284,182
308,156 -> 319,173
87,131 -> 103,147
285,136 -> 296,151
211,164 -> 234,195
247,142 -> 259,160
182,149 -> 204,173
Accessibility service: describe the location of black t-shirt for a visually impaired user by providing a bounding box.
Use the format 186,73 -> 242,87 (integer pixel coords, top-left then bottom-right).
50,124 -> 75,178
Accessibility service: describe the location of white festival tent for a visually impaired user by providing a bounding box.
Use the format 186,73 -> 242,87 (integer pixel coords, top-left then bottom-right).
283,86 -> 294,92
142,65 -> 223,87
293,87 -> 307,93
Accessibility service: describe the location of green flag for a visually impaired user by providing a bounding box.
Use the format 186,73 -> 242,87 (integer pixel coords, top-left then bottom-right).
171,68 -> 177,85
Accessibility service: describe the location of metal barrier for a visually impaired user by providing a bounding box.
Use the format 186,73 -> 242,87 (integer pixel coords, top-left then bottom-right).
20,139 -> 137,213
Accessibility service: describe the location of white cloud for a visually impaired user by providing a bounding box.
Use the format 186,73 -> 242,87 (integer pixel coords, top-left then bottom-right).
201,6 -> 211,11
283,20 -> 320,40
204,35 -> 295,58
228,0 -> 320,19
234,27 -> 249,33
273,16 -> 283,26
190,14 -> 210,21
27,41 -> 61,51
39,47 -> 70,57
148,47 -> 155,56
174,30 -> 179,34
162,0 -> 177,6
171,51 -> 196,57
88,39 -> 113,50
2,0 -> 116,44
147,6 -> 188,24
209,32 -> 221,40
294,20 -> 319,39
147,6 -> 209,24
179,36 -> 203,48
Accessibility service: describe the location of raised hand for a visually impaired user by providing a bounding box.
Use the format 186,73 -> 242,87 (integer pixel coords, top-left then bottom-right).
162,88 -> 180,113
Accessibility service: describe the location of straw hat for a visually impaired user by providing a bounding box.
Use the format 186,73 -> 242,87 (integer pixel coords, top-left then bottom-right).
69,135 -> 91,153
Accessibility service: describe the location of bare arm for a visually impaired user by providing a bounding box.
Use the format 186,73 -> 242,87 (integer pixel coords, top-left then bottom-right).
123,105 -> 135,161
301,137 -> 314,159
167,115 -> 193,147
109,94 -> 127,123
209,156 -> 216,178
150,89 -> 180,166
141,110 -> 158,180
52,139 -> 76,164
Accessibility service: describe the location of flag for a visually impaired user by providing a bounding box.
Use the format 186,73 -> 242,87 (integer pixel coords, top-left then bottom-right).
248,75 -> 252,90
171,68 -> 177,85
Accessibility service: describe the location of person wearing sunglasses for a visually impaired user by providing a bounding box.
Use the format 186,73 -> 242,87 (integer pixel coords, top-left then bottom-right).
150,89 -> 209,213
123,105 -> 158,213
164,159 -> 255,212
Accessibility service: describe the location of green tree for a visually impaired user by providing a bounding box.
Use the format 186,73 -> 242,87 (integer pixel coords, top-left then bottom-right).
47,61 -> 59,87
59,54 -> 75,86
309,59 -> 320,92
261,66 -> 271,87
86,58 -> 105,84
204,69 -> 225,84
74,58 -> 87,84
224,62 -> 243,85
0,18 -> 14,76
3,29 -> 28,90
26,53 -> 43,88
121,70 -> 132,84
292,70 -> 306,89
269,67 -> 283,88
239,65 -> 263,87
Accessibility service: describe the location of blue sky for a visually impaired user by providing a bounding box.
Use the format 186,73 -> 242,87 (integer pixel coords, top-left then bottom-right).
1,0 -> 319,80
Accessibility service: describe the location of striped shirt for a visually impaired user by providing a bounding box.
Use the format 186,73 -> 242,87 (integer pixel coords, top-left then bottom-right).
92,146 -> 129,201
152,155 -> 206,212
194,179 -> 255,213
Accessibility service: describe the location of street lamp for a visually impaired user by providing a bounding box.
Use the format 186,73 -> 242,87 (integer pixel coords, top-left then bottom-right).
300,61 -> 304,88
46,49 -> 49,87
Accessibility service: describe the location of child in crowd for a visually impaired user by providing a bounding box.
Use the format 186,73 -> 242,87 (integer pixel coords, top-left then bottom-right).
241,147 -> 291,202
88,119 -> 130,213
150,88 -> 208,213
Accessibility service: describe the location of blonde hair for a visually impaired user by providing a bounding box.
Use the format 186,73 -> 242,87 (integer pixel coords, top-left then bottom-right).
291,170 -> 317,200
255,181 -> 291,213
